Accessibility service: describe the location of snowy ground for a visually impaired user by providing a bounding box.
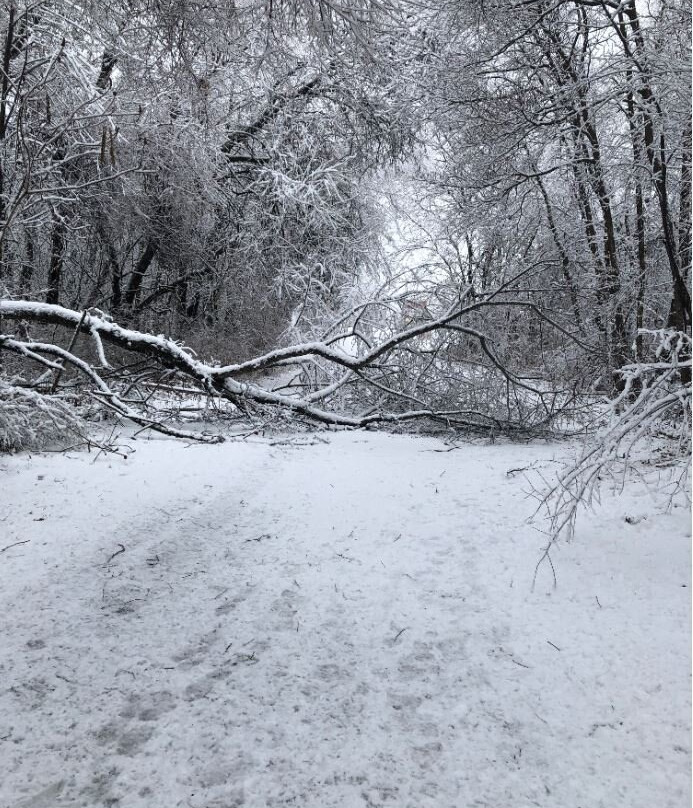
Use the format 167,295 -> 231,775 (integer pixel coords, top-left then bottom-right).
1,431 -> 690,808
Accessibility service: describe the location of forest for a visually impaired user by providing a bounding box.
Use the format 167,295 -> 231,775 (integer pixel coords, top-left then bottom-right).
0,0 -> 689,444
0,1 -> 690,807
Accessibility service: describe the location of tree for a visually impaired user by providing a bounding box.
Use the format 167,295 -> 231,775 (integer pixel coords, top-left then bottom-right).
413,0 -> 691,388
0,0 -> 415,357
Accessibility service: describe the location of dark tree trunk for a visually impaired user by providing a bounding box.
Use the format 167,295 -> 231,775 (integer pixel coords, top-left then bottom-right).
0,4 -> 14,141
46,213 -> 66,305
125,239 -> 158,308
0,4 -> 15,279
95,49 -> 117,90
621,1 -> 691,332
19,230 -> 34,294
536,177 -> 583,331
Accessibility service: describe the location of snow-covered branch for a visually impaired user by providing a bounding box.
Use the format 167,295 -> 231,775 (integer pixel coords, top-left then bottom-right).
536,330 -> 691,559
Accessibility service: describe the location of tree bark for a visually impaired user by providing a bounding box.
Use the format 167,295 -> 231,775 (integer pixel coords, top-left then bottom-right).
46,212 -> 66,305
125,239 -> 158,308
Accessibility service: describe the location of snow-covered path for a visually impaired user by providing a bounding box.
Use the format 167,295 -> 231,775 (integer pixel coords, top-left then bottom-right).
1,433 -> 690,808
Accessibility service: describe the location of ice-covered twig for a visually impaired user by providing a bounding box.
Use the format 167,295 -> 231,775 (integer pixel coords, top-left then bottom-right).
534,330 -> 691,572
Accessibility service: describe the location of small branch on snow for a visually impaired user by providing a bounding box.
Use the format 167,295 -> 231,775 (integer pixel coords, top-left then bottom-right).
506,466 -> 529,477
0,539 -> 30,554
392,627 -> 409,643
105,543 -> 126,565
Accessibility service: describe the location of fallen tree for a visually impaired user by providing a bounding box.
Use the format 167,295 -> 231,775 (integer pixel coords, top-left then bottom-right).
0,283 -> 590,444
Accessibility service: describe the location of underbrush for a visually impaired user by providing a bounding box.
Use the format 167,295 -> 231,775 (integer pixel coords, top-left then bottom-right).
0,381 -> 86,453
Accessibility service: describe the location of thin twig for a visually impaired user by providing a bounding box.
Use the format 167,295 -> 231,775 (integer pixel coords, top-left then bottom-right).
393,627 -> 408,643
0,539 -> 30,554
105,543 -> 126,564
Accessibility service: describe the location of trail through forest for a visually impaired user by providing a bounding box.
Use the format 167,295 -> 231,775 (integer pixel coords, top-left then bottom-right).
1,433 -> 690,808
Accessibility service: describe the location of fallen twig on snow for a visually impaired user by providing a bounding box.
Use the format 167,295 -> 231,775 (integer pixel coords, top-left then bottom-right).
0,539 -> 30,554
105,543 -> 126,565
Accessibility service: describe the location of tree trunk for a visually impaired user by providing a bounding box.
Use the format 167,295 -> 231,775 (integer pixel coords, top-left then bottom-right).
621,0 -> 691,331
536,176 -> 583,332
125,239 -> 158,308
678,116 -> 691,285
46,212 -> 66,305
19,230 -> 34,295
